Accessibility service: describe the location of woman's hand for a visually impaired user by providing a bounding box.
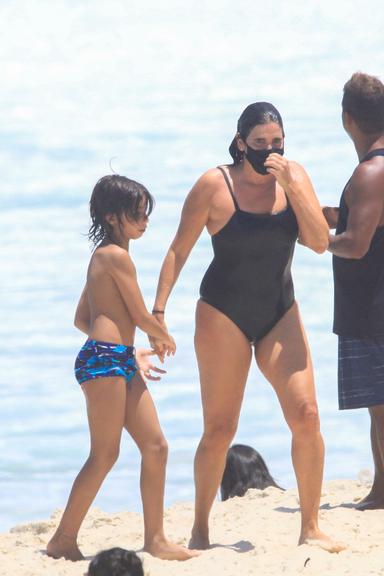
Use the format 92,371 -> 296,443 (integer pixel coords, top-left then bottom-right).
136,348 -> 167,382
148,313 -> 169,361
264,153 -> 295,189
265,157 -> 329,253
148,335 -> 176,358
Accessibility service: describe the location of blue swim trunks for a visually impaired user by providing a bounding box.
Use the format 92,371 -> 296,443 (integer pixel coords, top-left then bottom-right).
75,340 -> 137,386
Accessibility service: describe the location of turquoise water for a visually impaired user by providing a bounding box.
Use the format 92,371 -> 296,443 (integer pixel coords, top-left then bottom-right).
1,0 -> 383,532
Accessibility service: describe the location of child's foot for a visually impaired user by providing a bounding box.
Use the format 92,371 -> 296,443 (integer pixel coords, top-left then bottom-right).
299,529 -> 346,553
46,532 -> 84,561
144,538 -> 200,561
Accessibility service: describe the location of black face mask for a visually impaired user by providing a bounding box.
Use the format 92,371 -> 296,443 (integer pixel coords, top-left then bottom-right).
245,146 -> 284,175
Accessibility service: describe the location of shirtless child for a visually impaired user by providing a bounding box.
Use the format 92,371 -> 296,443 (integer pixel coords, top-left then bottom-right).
47,175 -> 197,562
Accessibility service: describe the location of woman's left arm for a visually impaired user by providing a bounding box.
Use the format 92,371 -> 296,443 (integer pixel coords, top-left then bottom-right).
265,154 -> 329,253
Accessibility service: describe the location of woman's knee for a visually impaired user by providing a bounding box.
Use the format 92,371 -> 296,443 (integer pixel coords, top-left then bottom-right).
202,420 -> 238,450
89,445 -> 120,471
287,401 -> 320,436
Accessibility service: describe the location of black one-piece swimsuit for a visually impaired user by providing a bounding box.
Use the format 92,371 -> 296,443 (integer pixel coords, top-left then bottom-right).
199,166 -> 299,343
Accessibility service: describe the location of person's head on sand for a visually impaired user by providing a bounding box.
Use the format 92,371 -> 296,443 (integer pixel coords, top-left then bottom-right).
88,174 -> 154,248
342,72 -> 384,137
87,547 -> 144,576
228,101 -> 285,171
220,444 -> 283,500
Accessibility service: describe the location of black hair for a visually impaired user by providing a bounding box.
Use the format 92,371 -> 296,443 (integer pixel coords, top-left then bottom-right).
88,174 -> 154,247
88,547 -> 144,576
229,102 -> 285,164
220,444 -> 283,501
342,72 -> 384,134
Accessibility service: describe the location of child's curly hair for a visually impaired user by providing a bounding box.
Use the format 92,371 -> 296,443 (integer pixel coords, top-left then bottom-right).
87,547 -> 144,576
88,175 -> 154,247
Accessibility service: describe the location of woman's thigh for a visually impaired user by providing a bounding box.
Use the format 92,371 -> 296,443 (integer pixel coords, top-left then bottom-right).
254,302 -> 318,423
195,301 -> 252,430
81,376 -> 127,453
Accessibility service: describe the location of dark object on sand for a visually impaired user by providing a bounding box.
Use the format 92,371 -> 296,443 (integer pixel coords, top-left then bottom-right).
88,547 -> 144,576
221,444 -> 284,500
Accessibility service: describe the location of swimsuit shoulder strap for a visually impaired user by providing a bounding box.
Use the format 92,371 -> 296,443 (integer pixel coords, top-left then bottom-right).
217,165 -> 239,210
360,148 -> 384,163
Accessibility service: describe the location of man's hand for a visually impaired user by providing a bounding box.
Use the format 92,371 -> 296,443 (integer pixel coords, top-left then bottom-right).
322,206 -> 339,229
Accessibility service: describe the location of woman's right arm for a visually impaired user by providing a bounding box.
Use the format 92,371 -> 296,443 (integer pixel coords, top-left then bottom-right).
153,172 -> 213,314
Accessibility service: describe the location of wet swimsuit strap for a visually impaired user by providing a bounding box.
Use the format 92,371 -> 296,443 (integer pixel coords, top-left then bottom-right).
217,166 -> 239,210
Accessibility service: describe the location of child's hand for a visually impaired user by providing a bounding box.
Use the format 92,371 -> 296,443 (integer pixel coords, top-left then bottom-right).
136,348 -> 167,382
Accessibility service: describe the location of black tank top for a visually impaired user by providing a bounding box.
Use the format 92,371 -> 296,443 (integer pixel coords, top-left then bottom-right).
333,149 -> 384,337
199,166 -> 298,342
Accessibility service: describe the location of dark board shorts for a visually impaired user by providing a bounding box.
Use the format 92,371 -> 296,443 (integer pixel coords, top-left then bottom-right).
338,336 -> 384,410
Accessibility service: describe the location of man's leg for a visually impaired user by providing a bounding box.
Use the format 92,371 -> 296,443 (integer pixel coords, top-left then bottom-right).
356,404 -> 384,510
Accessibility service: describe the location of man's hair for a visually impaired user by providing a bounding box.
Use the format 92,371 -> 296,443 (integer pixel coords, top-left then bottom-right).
342,72 -> 384,134
88,547 -> 144,576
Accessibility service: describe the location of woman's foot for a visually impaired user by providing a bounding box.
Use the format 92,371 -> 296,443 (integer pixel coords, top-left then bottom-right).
46,532 -> 84,561
144,537 -> 200,561
299,528 -> 346,553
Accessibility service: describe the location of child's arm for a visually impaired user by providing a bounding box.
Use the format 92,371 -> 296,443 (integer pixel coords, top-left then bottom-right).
74,285 -> 91,335
107,249 -> 176,354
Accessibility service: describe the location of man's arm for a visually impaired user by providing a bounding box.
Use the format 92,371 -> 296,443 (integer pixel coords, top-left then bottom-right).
322,206 -> 339,229
328,163 -> 384,258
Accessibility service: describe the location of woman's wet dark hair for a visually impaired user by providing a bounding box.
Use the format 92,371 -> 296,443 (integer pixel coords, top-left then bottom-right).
229,102 -> 285,164
220,444 -> 284,501
87,547 -> 144,576
88,175 -> 154,247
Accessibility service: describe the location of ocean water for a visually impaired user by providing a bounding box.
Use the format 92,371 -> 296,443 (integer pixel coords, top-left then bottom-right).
1,0 -> 383,532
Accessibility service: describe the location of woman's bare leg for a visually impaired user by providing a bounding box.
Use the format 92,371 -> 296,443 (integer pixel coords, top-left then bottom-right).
255,302 -> 344,552
124,373 -> 198,560
47,377 -> 127,560
190,301 -> 252,549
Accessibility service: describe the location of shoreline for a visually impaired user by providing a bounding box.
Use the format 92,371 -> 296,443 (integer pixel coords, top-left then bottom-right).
1,480 -> 383,575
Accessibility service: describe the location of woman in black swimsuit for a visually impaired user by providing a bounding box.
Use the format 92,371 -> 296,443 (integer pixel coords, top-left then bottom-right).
152,103 -> 342,552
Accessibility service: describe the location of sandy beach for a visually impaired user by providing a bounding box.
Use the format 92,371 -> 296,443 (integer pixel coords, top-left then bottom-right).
1,480 -> 383,575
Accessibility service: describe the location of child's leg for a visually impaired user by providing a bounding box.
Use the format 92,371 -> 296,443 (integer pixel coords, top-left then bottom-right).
47,377 -> 126,561
124,373 -> 198,560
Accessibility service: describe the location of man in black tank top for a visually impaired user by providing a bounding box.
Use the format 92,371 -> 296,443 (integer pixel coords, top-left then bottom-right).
324,72 -> 384,510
